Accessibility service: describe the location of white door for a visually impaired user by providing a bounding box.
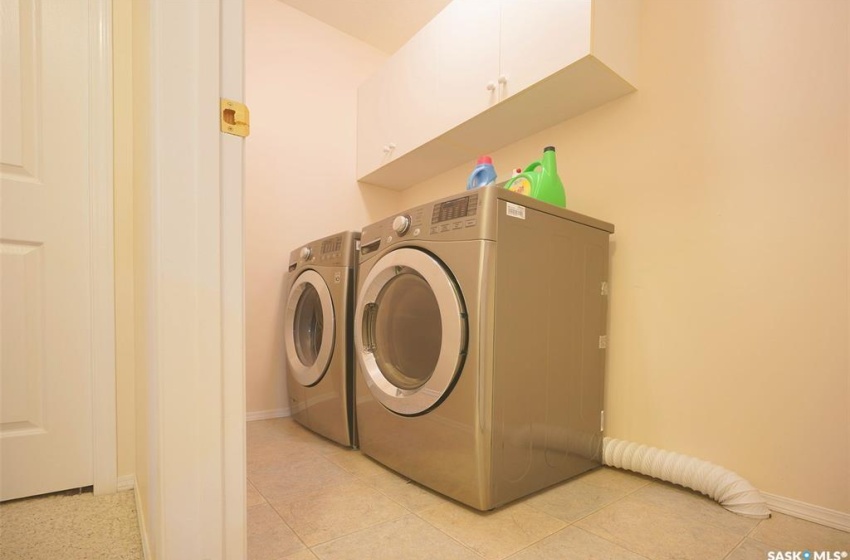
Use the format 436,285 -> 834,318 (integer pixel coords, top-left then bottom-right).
1,0 -> 99,500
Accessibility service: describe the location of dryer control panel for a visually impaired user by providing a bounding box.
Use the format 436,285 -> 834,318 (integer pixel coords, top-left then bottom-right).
429,193 -> 479,235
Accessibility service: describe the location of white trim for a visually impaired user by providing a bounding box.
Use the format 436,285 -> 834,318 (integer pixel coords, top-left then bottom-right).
133,477 -> 151,560
762,492 -> 850,532
246,408 -> 292,422
220,2 -> 246,556
117,475 -> 135,492
89,0 -> 117,497
146,0 -> 246,557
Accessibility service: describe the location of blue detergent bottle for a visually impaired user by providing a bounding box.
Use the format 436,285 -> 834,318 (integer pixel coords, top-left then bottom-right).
466,155 -> 497,190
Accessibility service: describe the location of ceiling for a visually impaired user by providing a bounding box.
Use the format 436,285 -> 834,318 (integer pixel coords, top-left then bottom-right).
276,0 -> 452,54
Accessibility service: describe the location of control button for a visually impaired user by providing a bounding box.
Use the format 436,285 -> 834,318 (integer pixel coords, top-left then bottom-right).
452,222 -> 463,230
387,235 -> 393,244
430,227 -> 438,235
465,219 -> 477,227
413,228 -> 421,236
439,224 -> 451,232
300,247 -> 312,261
392,215 -> 411,235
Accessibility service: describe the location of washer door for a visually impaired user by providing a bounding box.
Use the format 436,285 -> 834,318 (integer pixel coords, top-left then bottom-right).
285,269 -> 335,387
355,248 -> 467,416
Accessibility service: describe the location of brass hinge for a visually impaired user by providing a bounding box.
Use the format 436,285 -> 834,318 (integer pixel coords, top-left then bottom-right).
220,98 -> 250,137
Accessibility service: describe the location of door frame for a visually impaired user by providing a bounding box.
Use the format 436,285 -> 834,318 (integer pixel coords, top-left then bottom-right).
90,0 -> 117,497
142,0 -> 246,557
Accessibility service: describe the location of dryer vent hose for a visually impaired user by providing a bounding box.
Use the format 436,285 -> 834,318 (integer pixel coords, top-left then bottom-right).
602,437 -> 771,519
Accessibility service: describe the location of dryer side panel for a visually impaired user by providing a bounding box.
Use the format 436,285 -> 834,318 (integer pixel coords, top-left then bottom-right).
491,199 -> 610,507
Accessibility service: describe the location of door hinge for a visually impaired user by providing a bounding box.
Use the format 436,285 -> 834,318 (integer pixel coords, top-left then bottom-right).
220,98 -> 250,137
598,335 -> 608,349
601,281 -> 609,296
600,410 -> 605,432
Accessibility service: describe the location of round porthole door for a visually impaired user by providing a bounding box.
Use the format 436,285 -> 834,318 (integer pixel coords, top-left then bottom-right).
285,270 -> 335,387
354,248 -> 467,416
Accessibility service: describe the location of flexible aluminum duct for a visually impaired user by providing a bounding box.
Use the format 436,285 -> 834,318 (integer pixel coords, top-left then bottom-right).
602,437 -> 771,519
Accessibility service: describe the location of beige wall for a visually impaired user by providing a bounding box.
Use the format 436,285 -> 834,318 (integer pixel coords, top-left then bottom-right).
402,0 -> 850,513
112,0 -> 135,484
245,0 -> 399,415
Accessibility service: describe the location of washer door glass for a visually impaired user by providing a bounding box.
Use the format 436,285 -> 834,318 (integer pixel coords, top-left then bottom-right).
356,248 -> 466,416
294,283 -> 323,366
285,270 -> 335,387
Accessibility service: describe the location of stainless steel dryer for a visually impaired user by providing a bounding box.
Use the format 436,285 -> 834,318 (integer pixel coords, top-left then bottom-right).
285,231 -> 359,447
354,188 -> 614,510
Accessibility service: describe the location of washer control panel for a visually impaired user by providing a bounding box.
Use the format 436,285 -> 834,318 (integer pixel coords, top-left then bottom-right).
317,235 -> 345,263
290,233 -> 358,271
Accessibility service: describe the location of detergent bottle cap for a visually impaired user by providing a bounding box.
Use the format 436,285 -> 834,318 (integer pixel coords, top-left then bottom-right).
544,146 -> 556,152
476,155 -> 493,165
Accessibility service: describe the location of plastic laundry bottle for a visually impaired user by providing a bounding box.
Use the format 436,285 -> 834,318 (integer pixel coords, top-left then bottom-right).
504,146 -> 566,207
466,156 -> 497,190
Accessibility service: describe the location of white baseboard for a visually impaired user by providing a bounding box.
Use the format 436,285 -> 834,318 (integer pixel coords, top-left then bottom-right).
246,407 -> 290,422
763,492 -> 850,532
132,476 -> 151,560
117,475 -> 135,492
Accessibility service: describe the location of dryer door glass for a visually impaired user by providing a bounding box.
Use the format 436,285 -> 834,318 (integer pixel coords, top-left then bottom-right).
284,270 -> 336,387
373,272 -> 441,390
356,248 -> 467,416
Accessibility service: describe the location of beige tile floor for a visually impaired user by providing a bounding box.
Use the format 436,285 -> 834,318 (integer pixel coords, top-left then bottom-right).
248,418 -> 850,560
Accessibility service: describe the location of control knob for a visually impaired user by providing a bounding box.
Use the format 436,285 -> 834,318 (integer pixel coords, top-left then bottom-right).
300,247 -> 312,261
392,215 -> 411,235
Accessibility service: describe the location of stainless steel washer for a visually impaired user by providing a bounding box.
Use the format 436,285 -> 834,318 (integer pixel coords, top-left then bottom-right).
354,188 -> 614,510
284,231 -> 359,447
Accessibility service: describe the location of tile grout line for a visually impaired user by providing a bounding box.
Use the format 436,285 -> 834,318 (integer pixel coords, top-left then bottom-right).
261,458 -> 411,551
720,533 -> 751,560
562,480 -> 681,560
573,526 -> 655,560
408,505 -> 493,559
254,487 -> 312,557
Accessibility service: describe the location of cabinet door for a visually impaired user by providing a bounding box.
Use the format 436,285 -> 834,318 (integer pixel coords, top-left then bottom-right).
357,60 -> 397,178
499,0 -> 592,99
357,20 -> 442,179
434,0 -> 500,132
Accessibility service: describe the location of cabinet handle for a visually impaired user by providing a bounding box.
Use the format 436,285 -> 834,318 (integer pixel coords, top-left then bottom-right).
486,82 -> 496,92
498,75 -> 507,85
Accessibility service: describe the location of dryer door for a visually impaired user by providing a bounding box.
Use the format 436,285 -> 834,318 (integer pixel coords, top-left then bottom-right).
285,269 -> 336,387
355,248 -> 467,415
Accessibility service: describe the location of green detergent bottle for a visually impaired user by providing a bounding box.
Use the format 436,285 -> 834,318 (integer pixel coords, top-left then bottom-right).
504,146 -> 566,207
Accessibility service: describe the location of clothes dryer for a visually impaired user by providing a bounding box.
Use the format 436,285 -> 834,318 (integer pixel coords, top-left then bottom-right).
354,188 -> 614,509
285,231 -> 359,447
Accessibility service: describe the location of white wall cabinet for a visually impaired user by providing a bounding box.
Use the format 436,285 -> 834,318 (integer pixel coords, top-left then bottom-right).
357,0 -> 640,190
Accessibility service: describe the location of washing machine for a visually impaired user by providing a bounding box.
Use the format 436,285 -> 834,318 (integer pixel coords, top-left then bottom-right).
354,187 -> 614,510
284,231 -> 359,447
